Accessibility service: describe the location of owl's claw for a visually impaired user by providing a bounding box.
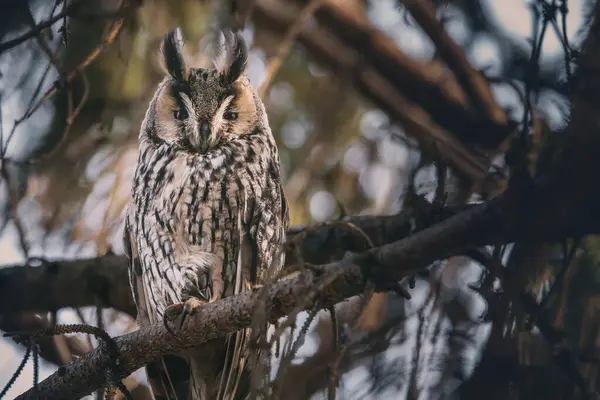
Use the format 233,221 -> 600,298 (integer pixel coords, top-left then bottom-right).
163,297 -> 206,336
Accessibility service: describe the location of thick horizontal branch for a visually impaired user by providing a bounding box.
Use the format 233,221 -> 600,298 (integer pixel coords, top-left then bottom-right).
2,188 -> 598,322
0,255 -> 135,316
0,211 -> 447,318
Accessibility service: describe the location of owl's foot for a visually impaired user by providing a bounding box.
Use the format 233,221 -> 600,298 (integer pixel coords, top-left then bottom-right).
163,297 -> 206,336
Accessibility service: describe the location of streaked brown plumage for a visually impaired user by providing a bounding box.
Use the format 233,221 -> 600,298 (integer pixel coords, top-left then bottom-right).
123,28 -> 289,399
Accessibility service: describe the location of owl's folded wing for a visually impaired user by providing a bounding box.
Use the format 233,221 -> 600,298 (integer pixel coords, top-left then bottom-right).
123,214 -> 191,400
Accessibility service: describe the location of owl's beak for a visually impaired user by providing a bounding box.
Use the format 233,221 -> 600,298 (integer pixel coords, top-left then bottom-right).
196,120 -> 211,153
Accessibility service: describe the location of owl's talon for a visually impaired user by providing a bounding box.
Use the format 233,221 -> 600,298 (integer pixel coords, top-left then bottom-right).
179,297 -> 204,329
163,303 -> 183,336
163,297 -> 206,336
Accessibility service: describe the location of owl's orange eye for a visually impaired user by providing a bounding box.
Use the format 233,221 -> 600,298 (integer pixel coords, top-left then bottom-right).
174,108 -> 188,120
224,111 -> 238,121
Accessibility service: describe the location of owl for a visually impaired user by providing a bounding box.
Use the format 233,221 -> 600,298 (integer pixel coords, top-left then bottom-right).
123,28 -> 289,400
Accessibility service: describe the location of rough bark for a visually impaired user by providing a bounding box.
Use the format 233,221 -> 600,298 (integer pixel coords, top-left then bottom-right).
0,255 -> 135,316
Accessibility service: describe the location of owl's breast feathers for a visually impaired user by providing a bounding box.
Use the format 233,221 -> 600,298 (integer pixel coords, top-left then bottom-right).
129,128 -> 288,320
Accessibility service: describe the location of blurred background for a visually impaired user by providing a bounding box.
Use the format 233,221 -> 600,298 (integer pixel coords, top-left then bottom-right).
1,0 -> 599,398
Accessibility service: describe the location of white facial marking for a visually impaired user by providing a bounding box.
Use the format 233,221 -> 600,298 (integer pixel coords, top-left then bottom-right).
179,92 -> 194,117
210,95 -> 235,146
179,92 -> 200,148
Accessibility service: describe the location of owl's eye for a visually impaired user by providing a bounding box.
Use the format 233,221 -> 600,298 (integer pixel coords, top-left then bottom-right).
174,108 -> 188,120
224,111 -> 238,121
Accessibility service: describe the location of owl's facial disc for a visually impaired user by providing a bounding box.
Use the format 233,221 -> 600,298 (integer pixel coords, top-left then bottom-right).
155,28 -> 254,153
172,89 -> 237,154
176,90 -> 233,153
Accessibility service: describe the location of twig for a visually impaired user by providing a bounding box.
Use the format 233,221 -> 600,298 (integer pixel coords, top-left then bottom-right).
6,323 -> 132,400
525,237 -> 581,330
2,17 -> 124,163
290,219 -> 375,256
326,306 -> 339,400
25,5 -> 64,83
328,307 -> 358,400
271,307 -> 319,398
24,18 -> 123,144
1,56 -> 56,159
0,340 -> 32,398
403,0 -> 507,127
0,0 -> 84,54
258,0 -> 325,97
32,338 -> 39,395
29,70 -> 90,165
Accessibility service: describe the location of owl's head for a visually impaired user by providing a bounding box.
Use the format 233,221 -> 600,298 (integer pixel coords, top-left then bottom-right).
143,28 -> 265,154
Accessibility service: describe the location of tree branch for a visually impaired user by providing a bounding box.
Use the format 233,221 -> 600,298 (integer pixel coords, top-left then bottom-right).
257,0 -> 514,148
0,255 -> 135,317
0,210 -> 461,318
14,199 -> 495,399
0,0 -> 84,54
14,189 -> 600,398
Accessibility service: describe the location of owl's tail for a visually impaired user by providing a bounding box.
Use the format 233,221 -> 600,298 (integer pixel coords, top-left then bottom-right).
183,330 -> 253,400
217,329 -> 253,399
145,355 -> 191,400
211,210 -> 264,400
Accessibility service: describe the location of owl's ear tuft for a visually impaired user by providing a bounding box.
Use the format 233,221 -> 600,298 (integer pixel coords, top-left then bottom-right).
160,28 -> 190,82
214,31 -> 248,85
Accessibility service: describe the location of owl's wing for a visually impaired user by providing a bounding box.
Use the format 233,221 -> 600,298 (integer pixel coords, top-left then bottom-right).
218,184 -> 290,399
123,214 -> 190,400
122,213 -> 147,325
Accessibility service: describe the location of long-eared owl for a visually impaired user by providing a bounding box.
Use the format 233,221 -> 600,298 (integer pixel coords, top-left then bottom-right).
123,28 -> 289,400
